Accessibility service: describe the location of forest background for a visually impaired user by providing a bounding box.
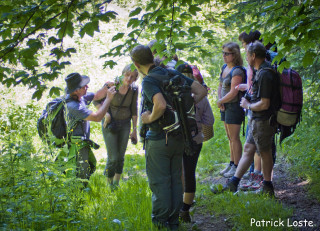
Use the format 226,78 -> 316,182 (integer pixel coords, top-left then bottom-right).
0,0 -> 319,230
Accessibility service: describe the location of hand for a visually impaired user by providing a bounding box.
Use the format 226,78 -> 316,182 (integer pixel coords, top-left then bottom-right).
217,99 -> 222,108
236,84 -> 248,91
106,86 -> 116,100
141,111 -> 151,124
220,104 -> 225,112
240,97 -> 249,109
130,129 -> 137,144
103,113 -> 111,128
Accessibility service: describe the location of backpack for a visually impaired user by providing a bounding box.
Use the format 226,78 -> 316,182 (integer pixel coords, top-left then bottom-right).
37,97 -> 76,147
257,67 -> 303,143
148,70 -> 198,156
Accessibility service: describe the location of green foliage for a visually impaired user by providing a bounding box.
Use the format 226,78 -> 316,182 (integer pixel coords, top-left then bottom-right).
281,114 -> 320,201
197,190 -> 293,231
0,0 -> 117,99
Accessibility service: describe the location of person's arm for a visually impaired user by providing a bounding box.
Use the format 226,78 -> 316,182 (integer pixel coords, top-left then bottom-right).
218,82 -> 222,99
191,81 -> 207,104
240,97 -> 270,111
85,86 -> 116,122
141,93 -> 166,124
93,81 -> 115,101
217,75 -> 243,106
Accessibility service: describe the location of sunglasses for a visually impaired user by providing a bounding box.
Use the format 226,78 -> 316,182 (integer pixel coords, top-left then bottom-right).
222,51 -> 234,56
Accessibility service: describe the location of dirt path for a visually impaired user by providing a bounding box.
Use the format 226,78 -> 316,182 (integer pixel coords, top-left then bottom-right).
185,161 -> 320,231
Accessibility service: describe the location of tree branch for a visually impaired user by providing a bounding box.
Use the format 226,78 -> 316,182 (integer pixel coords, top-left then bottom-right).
134,3 -> 164,43
169,1 -> 175,48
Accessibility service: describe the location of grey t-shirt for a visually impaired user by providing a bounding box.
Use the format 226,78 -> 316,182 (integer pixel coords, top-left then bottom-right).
66,92 -> 94,138
220,67 -> 246,103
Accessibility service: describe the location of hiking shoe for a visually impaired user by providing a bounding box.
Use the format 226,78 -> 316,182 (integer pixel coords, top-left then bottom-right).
242,171 -> 251,180
219,164 -> 231,176
211,179 -> 238,194
249,173 -> 263,190
239,172 -> 256,191
179,210 -> 191,223
223,165 -> 237,178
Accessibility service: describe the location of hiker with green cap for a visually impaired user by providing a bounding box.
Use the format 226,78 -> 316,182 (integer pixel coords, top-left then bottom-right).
64,72 -> 116,182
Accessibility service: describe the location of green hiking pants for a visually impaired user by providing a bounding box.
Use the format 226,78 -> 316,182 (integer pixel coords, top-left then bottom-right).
145,135 -> 184,230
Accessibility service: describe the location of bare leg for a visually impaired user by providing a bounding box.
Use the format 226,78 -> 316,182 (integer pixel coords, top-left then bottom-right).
114,173 -> 121,185
259,149 -> 273,181
234,142 -> 256,179
226,124 -> 242,165
254,153 -> 261,172
224,122 -> 234,162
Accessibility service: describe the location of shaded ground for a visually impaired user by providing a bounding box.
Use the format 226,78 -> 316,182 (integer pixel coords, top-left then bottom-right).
184,160 -> 320,231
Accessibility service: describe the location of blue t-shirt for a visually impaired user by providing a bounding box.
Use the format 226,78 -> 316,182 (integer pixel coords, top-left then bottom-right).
142,66 -> 194,140
66,92 -> 94,138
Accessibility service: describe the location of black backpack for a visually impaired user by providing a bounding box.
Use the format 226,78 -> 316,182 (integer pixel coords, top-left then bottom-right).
148,70 -> 198,156
37,97 -> 76,147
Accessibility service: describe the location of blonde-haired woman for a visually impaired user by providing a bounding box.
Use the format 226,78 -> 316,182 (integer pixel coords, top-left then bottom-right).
94,64 -> 138,187
217,42 -> 246,178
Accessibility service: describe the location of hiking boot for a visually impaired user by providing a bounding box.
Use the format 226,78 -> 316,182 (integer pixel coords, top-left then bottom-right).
211,179 -> 238,194
219,164 -> 231,176
260,183 -> 275,197
179,210 -> 191,223
253,182 -> 275,197
223,165 -> 237,178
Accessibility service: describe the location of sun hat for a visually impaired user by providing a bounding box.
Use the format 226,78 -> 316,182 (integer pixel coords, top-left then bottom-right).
65,73 -> 90,94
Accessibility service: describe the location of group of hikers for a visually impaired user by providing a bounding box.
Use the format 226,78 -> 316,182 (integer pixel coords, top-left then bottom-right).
59,30 -> 284,230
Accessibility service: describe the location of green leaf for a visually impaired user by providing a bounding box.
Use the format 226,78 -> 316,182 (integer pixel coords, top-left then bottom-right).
32,89 -> 43,101
146,2 -> 158,11
203,30 -> 214,38
189,5 -> 201,16
49,87 -> 61,97
302,51 -> 315,67
48,37 -> 62,45
127,18 -> 140,28
155,30 -> 167,40
188,26 -> 202,36
66,21 -> 74,38
103,60 -> 117,69
27,39 -> 43,49
129,7 -> 142,17
79,21 -> 97,38
128,29 -> 140,38
78,11 -> 90,22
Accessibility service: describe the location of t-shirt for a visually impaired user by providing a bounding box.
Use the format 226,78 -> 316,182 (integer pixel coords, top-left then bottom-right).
220,66 -> 246,103
66,92 -> 94,138
251,61 -> 276,121
142,66 -> 194,140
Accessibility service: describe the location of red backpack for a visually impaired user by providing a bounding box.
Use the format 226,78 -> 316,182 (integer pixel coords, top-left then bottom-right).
277,68 -> 303,126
